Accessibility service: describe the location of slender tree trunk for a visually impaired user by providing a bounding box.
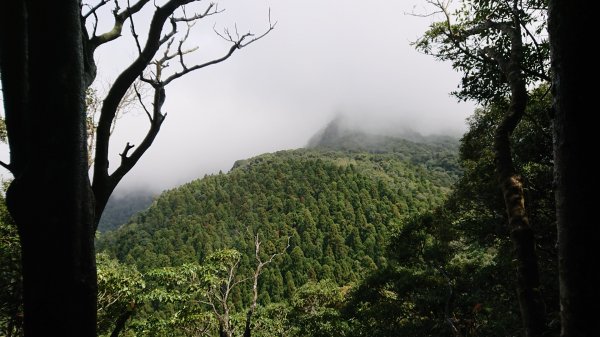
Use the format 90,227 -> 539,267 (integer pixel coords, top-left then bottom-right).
494,87 -> 546,337
1,1 -> 97,336
548,1 -> 597,336
490,5 -> 546,336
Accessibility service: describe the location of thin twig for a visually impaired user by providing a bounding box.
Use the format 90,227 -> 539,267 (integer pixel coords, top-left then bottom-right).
133,83 -> 152,122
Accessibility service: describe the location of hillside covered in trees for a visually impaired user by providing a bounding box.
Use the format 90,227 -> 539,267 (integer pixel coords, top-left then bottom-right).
91,127 -> 460,335
98,127 -> 459,288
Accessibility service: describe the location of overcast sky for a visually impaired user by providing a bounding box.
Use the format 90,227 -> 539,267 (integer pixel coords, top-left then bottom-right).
1,0 -> 474,193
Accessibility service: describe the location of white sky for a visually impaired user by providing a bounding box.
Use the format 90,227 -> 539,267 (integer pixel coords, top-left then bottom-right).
1,0 -> 474,193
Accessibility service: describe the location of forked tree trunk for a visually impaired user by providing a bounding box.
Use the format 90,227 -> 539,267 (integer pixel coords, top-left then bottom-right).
548,1 -> 597,336
0,1 -> 97,336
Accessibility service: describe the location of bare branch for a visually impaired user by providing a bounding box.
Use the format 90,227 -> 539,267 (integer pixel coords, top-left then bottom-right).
239,8 -> 277,48
90,6 -> 101,37
107,85 -> 166,185
133,83 -> 153,122
92,0 -> 199,225
177,21 -> 196,71
404,8 -> 444,18
128,0 -> 143,54
119,142 -> 135,161
172,2 -> 221,22
139,73 -> 156,86
162,14 -> 275,86
159,18 -> 178,45
205,293 -> 220,321
82,0 -> 111,19
89,0 -> 151,47
256,234 -> 291,267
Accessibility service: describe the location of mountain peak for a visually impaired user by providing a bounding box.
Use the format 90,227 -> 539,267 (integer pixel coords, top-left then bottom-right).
307,116 -> 458,153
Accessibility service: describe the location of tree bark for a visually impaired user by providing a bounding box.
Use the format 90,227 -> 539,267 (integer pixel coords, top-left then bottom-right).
548,1 -> 597,336
1,1 -> 97,336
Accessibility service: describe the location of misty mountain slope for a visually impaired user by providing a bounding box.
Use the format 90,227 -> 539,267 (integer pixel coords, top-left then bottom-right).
98,190 -> 156,233
307,117 -> 460,173
308,115 -> 459,147
97,136 -> 460,305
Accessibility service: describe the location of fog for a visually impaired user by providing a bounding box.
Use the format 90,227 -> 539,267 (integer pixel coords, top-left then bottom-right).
1,0 -> 474,194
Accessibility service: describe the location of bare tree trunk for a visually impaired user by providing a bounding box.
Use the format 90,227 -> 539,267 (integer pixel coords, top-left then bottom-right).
0,1 -> 97,336
548,1 -> 597,336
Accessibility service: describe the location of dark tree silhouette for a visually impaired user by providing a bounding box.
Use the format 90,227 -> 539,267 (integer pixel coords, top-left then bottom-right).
0,1 -> 272,336
548,1 -> 597,336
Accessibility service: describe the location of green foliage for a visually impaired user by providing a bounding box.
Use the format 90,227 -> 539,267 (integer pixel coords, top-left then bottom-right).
0,191 -> 22,337
97,253 -> 145,336
126,261 -> 213,337
288,280 -> 352,337
97,249 -> 251,336
413,0 -> 549,103
345,87 -> 557,337
249,303 -> 293,337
